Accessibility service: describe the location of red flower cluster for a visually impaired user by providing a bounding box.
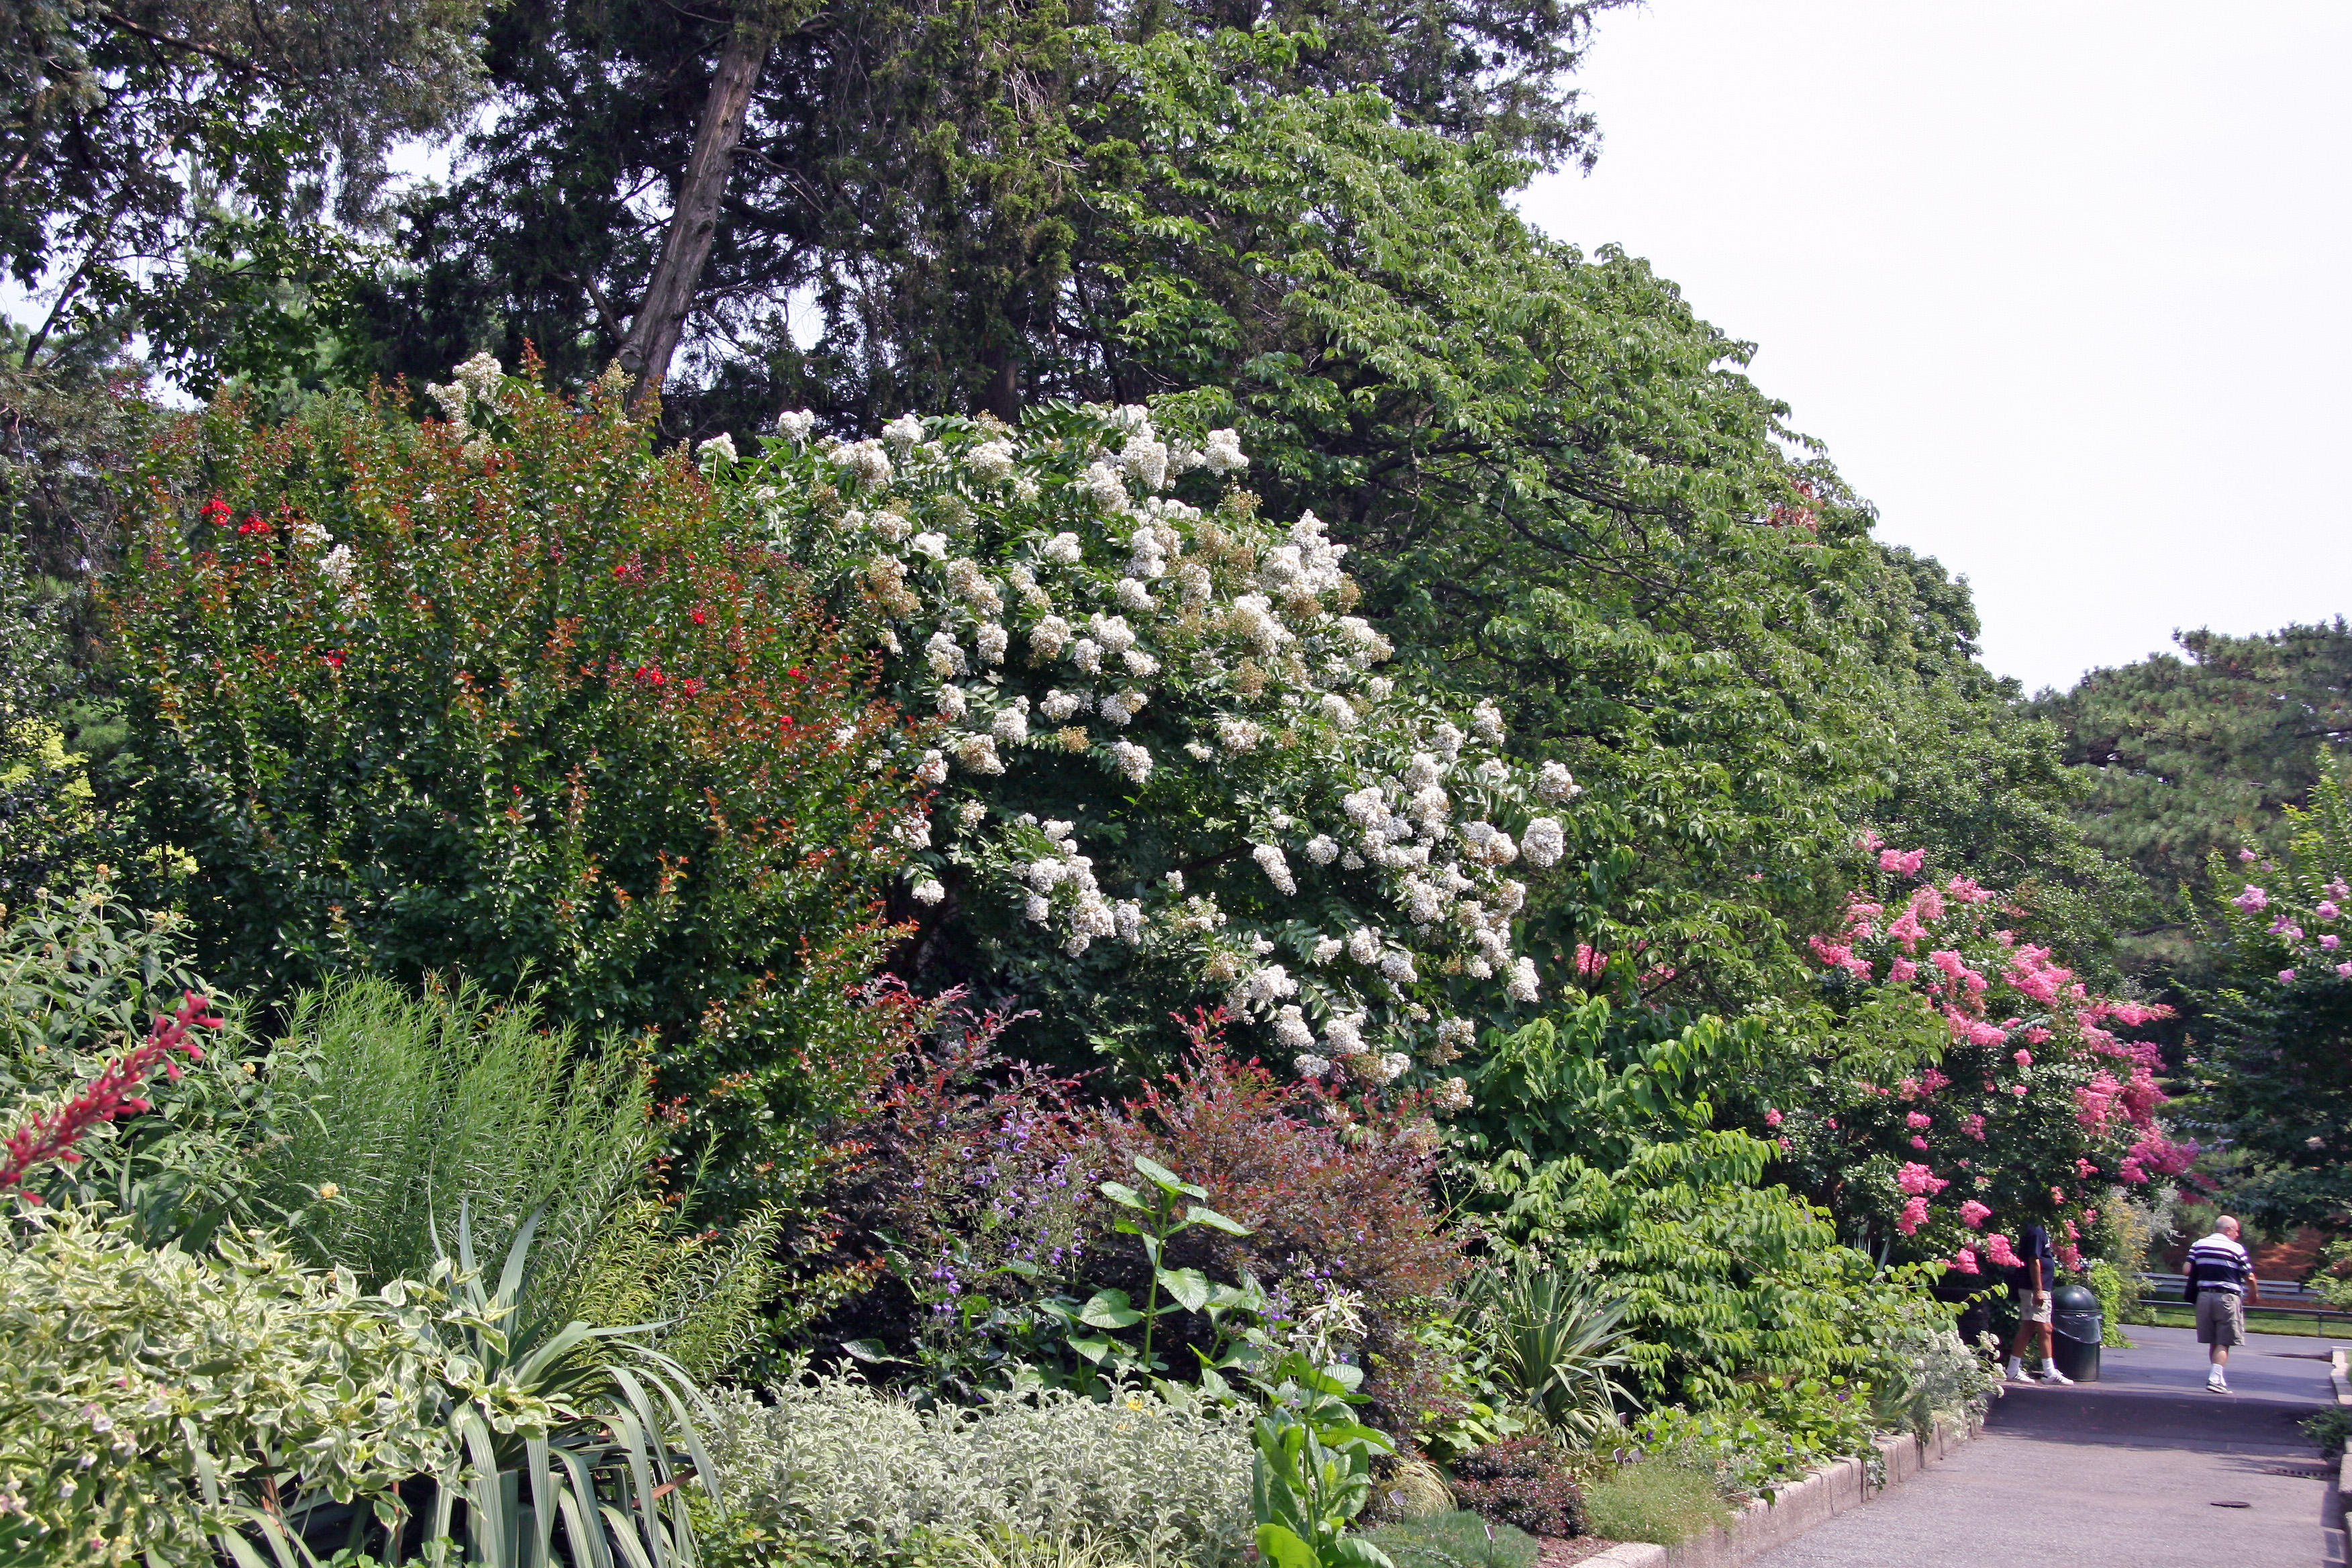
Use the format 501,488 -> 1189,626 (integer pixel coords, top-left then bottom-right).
0,992 -> 223,1198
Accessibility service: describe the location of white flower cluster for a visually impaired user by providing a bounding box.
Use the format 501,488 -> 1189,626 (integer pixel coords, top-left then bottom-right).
740,403 -> 1590,1104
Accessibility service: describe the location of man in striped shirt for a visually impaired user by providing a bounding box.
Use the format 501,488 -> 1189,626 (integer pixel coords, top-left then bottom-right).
2186,1216 -> 2261,1392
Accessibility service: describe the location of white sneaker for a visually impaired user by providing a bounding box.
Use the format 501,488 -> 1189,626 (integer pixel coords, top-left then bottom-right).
2036,1367 -> 2075,1385
2207,1374 -> 2229,1393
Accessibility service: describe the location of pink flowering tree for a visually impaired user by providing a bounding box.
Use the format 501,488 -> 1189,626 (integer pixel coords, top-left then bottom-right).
1765,834 -> 2194,1272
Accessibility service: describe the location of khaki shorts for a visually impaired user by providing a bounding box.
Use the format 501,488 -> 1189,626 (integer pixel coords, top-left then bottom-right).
2196,1289 -> 2246,1346
2014,1289 -> 2053,1324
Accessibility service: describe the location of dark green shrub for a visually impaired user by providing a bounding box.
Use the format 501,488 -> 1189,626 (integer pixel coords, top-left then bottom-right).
104,364 -> 930,1206
1448,1436 -> 1581,1538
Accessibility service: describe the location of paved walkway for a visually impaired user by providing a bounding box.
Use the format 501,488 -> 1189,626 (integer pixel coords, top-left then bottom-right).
1753,1325 -> 2342,1567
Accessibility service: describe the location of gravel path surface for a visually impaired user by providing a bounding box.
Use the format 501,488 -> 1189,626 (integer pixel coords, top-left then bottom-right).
1749,1324 -> 2341,1567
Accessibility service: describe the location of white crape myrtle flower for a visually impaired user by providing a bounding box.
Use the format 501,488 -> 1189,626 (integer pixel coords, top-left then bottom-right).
1336,617 -> 1393,664
1202,428 -> 1248,475
911,878 -> 946,905
1520,816 -> 1567,869
1322,1015 -> 1367,1057
1120,648 -> 1159,678
1042,532 -> 1085,565
1495,879 -> 1528,915
914,748 -> 948,785
1403,878 -> 1446,926
1098,688 -> 1147,726
1217,718 -> 1263,754
1435,1018 -> 1477,1055
947,558 -> 1003,613
1040,689 -> 1086,722
1114,899 -> 1146,941
924,630 -> 965,677
1227,593 -> 1293,656
1115,577 -> 1155,613
1108,740 -> 1153,783
1089,614 -> 1138,654
1312,934 -> 1343,965
838,440 -> 893,489
1536,761 -> 1582,802
1304,834 -> 1339,865
881,413 -> 926,453
290,517 -> 330,550
1474,758 -> 1510,786
936,684 -> 968,720
1506,955 -> 1541,1003
1024,893 -> 1052,924
1341,788 -> 1386,828
976,623 -> 1009,664
968,438 -> 1017,483
1236,963 -> 1297,1007
1121,432 -> 1170,491
992,699 -> 1030,745
776,408 -> 816,443
911,531 -> 950,560
1293,1052 -> 1332,1079
1379,951 -> 1418,985
958,799 -> 989,826
1471,700 -> 1506,744
1071,637 -> 1104,675
1031,616 -> 1071,659
1354,1051 -> 1410,1087
697,432 -> 738,466
870,510 -> 912,544
1428,721 -> 1465,761
1346,927 -> 1382,965
318,542 -> 356,583
952,734 -> 1005,775
1084,460 -> 1130,513
1432,1077 -> 1473,1112
1319,692 -> 1359,729
893,813 -> 932,849
1253,843 -> 1297,895
1177,562 -> 1213,603
1273,1006 -> 1314,1049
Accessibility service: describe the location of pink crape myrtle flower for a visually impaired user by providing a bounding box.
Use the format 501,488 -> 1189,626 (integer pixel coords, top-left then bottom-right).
2280,969 -> 2298,984
1764,1108 -> 1784,1127
2323,935 -> 2342,952
1959,1199 -> 1992,1229
2339,962 -> 2352,979
1896,1161 -> 1949,1196
1910,1135 -> 1930,1150
2238,848 -> 2259,863
2013,1049 -> 2033,1067
2075,1158 -> 2098,1178
1951,1248 -> 1981,1274
2234,885 -> 2270,913
1897,1195 -> 1930,1235
1984,1232 -> 2023,1270
2320,901 -> 2344,922
1962,1114 -> 1986,1140
1888,956 -> 1919,982
1879,846 -> 1926,877
1945,876 -> 1994,905
1906,1110 -> 1932,1130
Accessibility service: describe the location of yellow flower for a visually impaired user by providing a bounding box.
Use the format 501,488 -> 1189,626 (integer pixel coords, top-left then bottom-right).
317,1183 -> 340,1201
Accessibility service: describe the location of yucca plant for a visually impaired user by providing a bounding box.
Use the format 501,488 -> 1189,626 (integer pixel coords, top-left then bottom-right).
1455,1265 -> 1636,1447
360,1206 -> 724,1568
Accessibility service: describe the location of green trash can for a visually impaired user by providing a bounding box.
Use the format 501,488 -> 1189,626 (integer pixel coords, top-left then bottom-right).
2051,1281 -> 2102,1383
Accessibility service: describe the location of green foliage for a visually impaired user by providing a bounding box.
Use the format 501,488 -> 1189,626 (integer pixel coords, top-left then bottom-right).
1479,1134 -> 1926,1411
2302,1406 -> 2352,1459
256,976 -> 653,1297
104,369 -> 926,1208
1452,1266 -> 1635,1445
701,1373 -> 1255,1567
0,1206 -> 518,1567
1577,1459 -> 1728,1547
2085,1259 -> 2138,1348
1442,1438 -> 1580,1540
390,1207 -> 720,1568
1250,1355 -> 1396,1568
1360,1510 -> 1536,1568
2038,621 -> 2352,968
565,1193 -> 789,1383
2193,774 -> 2352,1223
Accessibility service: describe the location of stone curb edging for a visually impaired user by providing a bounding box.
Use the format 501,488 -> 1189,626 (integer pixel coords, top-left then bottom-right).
1573,1414 -> 1982,1568
2333,1349 -> 2351,1539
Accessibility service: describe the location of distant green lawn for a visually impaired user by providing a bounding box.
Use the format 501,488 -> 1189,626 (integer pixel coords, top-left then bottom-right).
2123,1301 -> 2352,1340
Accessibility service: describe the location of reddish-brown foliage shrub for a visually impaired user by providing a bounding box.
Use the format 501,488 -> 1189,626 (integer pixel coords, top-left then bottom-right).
1451,1435 -> 1586,1538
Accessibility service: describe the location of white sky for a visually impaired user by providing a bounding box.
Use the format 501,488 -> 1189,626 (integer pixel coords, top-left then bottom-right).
1518,1 -> 2352,695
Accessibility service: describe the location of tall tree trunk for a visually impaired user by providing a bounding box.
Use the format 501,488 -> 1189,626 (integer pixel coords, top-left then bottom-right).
620,16 -> 773,405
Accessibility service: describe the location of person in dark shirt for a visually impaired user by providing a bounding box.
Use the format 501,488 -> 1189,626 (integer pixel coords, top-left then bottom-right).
2003,1222 -> 2073,1384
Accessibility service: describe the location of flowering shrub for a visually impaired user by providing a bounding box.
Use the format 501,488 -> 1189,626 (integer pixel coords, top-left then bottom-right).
742,401 -> 1585,1087
105,368 -> 928,1206
701,1372 -> 1253,1567
0,990 -> 217,1195
1774,837 -> 2193,1269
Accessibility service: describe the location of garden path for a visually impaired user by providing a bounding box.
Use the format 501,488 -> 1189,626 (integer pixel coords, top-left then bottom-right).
1750,1324 -> 2342,1568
